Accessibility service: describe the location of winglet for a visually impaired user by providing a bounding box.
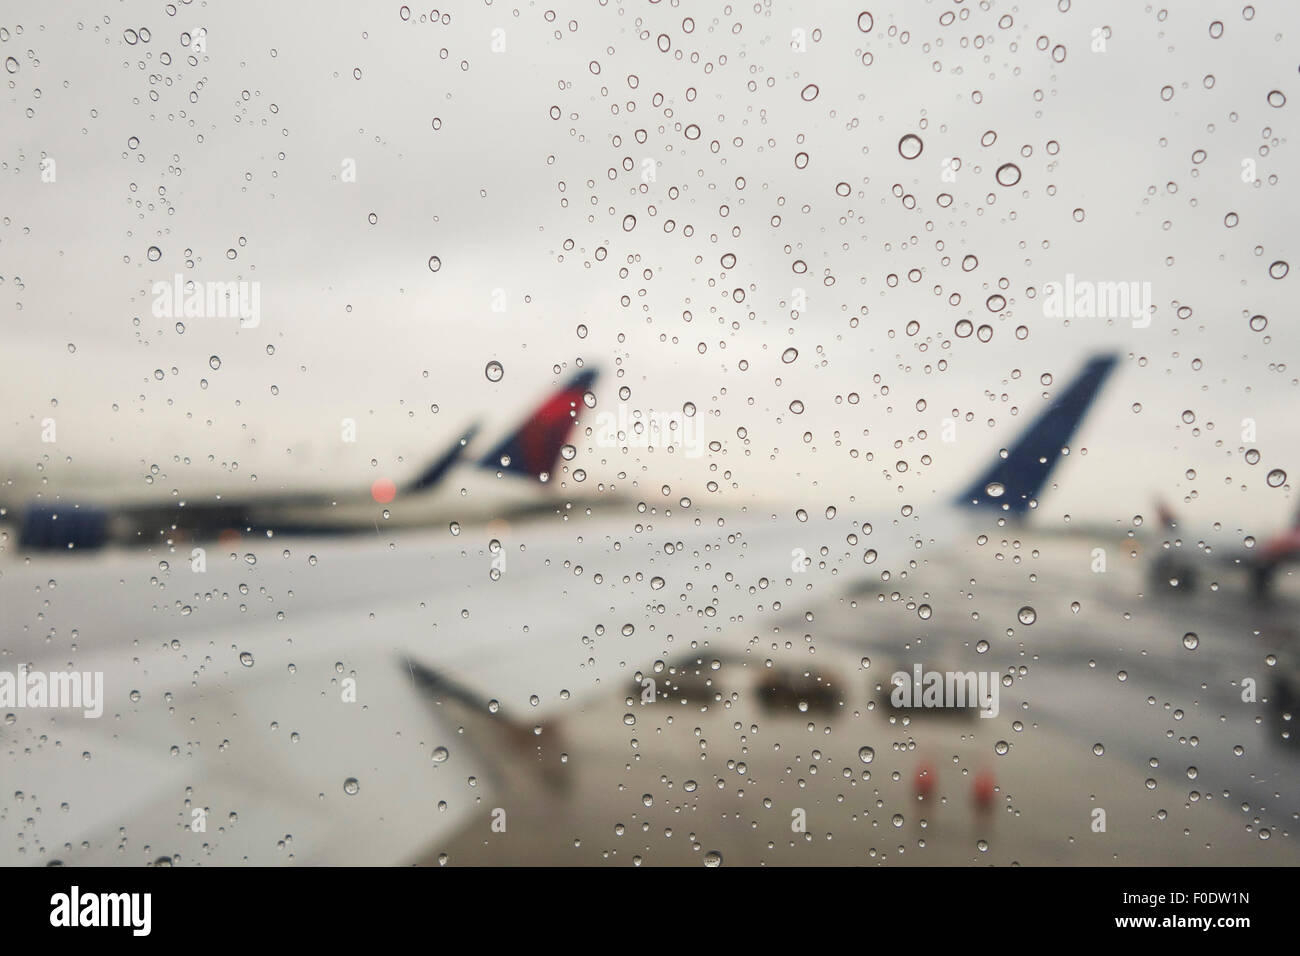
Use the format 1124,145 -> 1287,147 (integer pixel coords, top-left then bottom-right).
406,424 -> 481,493
954,353 -> 1119,515
477,368 -> 599,481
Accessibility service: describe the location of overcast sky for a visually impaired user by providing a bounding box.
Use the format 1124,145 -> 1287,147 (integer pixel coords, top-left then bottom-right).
1,0 -> 1296,532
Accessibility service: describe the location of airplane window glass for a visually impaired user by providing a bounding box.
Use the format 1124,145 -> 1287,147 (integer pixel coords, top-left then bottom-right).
2,0 -> 1296,879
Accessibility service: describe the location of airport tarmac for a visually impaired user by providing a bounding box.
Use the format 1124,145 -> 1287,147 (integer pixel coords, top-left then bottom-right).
2,513 -> 1296,866
422,527 -> 1300,865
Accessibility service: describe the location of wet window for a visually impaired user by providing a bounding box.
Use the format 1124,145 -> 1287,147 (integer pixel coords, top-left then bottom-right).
1,2 -> 1295,872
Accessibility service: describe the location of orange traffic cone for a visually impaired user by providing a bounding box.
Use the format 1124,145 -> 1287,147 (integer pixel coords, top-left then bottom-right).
972,768 -> 996,813
914,760 -> 936,801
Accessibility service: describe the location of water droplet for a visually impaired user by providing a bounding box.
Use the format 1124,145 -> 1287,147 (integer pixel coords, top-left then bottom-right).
898,134 -> 924,159
995,163 -> 1022,186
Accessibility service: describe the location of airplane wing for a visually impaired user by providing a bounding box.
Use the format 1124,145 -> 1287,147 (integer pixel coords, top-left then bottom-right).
0,511 -> 797,865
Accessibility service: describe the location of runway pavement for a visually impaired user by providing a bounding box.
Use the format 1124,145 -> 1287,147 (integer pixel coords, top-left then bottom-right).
3,515 -> 1295,865
423,530 -> 1300,865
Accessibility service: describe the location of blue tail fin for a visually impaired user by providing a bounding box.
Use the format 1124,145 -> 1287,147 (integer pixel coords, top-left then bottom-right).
954,353 -> 1119,515
477,368 -> 599,480
406,424 -> 480,493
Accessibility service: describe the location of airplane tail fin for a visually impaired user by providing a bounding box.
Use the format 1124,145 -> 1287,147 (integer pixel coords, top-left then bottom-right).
954,353 -> 1119,515
405,424 -> 481,493
477,368 -> 599,481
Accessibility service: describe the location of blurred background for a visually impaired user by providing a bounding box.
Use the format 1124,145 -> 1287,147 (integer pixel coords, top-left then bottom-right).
0,0 -> 1296,866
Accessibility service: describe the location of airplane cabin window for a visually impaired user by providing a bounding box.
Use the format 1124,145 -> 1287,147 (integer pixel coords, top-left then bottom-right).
0,1 -> 1295,901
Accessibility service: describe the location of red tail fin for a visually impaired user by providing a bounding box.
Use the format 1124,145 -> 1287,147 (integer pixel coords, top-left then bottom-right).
476,369 -> 598,480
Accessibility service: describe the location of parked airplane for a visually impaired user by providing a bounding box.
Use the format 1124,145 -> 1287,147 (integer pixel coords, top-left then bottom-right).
7,368 -> 600,552
1148,496 -> 1300,597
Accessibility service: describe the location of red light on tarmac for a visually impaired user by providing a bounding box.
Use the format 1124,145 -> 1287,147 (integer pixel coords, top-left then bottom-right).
371,478 -> 397,504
